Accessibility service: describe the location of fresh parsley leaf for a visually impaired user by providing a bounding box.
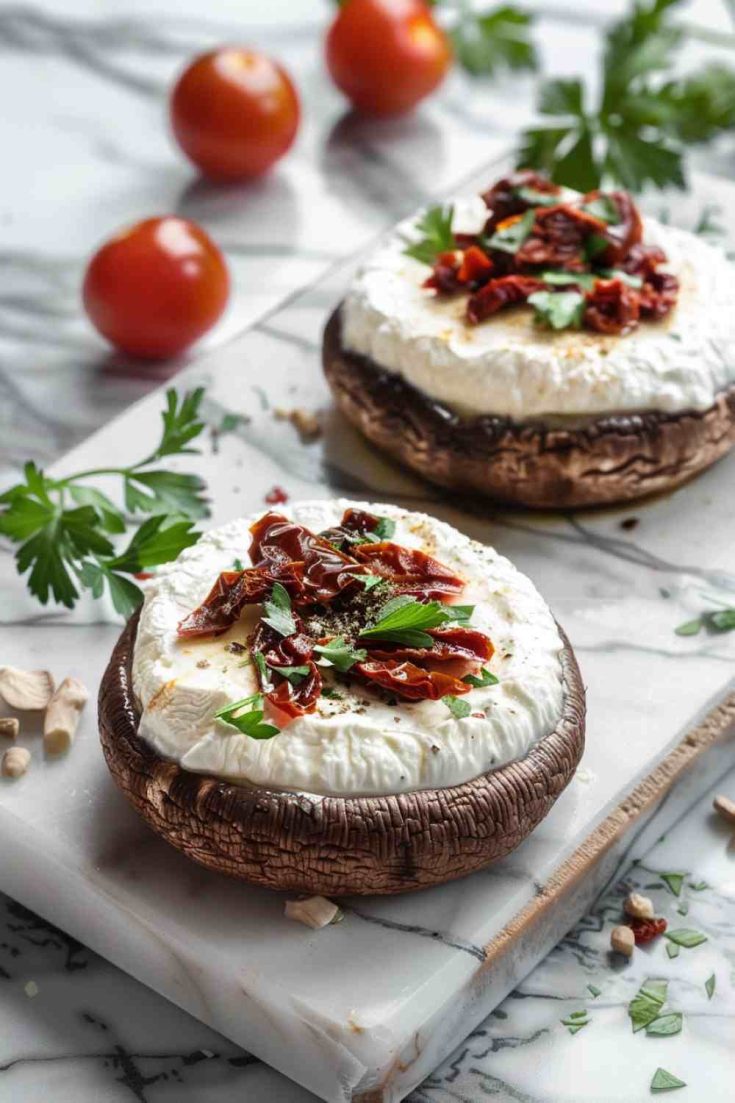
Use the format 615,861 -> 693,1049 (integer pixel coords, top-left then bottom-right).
528,290 -> 585,331
664,928 -> 708,949
585,233 -> 610,260
541,269 -> 596,292
0,388 -> 207,613
443,695 -> 472,719
271,663 -> 310,685
403,205 -> 456,266
463,668 -> 499,688
215,693 -> 280,740
446,604 -> 475,624
451,6 -> 537,78
705,973 -> 716,1000
710,608 -> 735,631
487,208 -> 535,254
651,1067 -> 686,1093
517,186 -> 560,208
360,573 -> 385,592
646,1012 -> 682,1037
581,195 -> 620,224
262,582 -> 296,637
314,637 -> 367,673
232,557 -> 245,571
320,686 -> 343,700
628,978 -> 668,1033
689,880 -> 708,891
374,516 -> 396,540
253,651 -> 272,690
360,595 -> 455,647
659,871 -> 687,897
675,617 -> 702,637
598,268 -> 644,288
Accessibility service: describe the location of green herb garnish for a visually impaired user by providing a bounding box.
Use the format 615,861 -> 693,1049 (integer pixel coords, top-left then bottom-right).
689,880 -> 708,892
321,686 -> 343,701
541,269 -> 596,292
659,871 -> 687,897
463,668 -> 499,688
598,268 -> 644,288
360,574 -> 385,592
628,979 -> 667,1033
581,195 -> 620,224
651,1068 -> 686,1093
487,208 -> 535,255
646,1012 -> 682,1037
374,516 -> 396,540
232,557 -> 244,571
705,973 -> 716,1000
360,595 -> 455,648
272,664 -> 310,685
403,205 -> 456,266
560,1009 -> 590,1034
675,617 -> 703,636
517,186 -> 559,207
253,651 -> 272,690
516,1 -> 735,192
451,6 -> 537,78
262,582 -> 296,637
443,695 -> 472,720
587,984 -> 601,998
666,942 -> 680,959
664,928 -> 708,949
215,693 -> 280,740
314,637 -> 367,673
528,290 -> 585,330
0,388 -> 206,615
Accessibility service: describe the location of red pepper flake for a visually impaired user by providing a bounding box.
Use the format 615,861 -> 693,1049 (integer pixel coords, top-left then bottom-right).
134,571 -> 154,581
265,485 -> 289,505
628,916 -> 667,944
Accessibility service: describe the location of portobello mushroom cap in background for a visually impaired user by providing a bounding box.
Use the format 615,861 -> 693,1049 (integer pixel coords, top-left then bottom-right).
322,308 -> 735,510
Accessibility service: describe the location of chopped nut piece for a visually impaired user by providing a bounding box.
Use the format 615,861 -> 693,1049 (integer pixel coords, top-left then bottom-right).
284,895 -> 343,929
624,892 -> 655,920
0,718 -> 19,740
43,677 -> 89,755
0,667 -> 54,711
611,925 -> 635,958
713,793 -> 735,825
275,407 -> 322,443
2,746 -> 31,778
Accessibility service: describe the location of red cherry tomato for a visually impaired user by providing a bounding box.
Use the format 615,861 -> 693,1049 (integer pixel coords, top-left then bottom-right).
170,48 -> 300,180
326,0 -> 451,117
83,217 -> 229,359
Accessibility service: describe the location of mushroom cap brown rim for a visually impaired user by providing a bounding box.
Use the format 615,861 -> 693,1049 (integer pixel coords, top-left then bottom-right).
322,306 -> 735,510
98,611 -> 585,896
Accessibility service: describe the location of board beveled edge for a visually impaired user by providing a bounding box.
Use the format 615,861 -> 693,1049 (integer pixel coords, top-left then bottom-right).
353,688 -> 735,1103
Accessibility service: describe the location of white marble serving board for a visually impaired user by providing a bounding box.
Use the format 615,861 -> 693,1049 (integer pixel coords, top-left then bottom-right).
3,163 -> 735,1103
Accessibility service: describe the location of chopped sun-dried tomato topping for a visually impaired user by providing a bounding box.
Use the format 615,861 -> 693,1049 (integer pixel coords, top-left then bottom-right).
628,916 -> 667,945
177,508 -> 495,721
421,170 -> 678,335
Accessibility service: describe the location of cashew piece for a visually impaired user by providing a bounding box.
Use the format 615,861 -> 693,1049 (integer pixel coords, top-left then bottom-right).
0,667 -> 54,711
713,793 -> 735,826
623,892 -> 654,920
284,896 -> 343,929
611,925 -> 635,958
43,677 -> 89,755
2,746 -> 31,778
0,718 -> 19,740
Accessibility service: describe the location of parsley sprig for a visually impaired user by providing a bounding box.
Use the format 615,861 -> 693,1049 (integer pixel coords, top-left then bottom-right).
359,595 -> 472,648
450,5 -> 537,78
403,205 -> 456,266
0,388 -> 207,615
214,693 -> 280,740
517,0 -> 735,191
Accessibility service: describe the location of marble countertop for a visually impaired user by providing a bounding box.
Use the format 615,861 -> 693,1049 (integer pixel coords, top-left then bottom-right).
1,1 -> 735,1101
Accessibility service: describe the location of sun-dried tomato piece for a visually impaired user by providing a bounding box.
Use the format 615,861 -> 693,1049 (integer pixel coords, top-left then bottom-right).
584,278 -> 641,336
251,619 -> 321,717
353,659 -> 472,701
353,541 -> 465,600
365,626 -> 493,678
516,204 -> 605,270
620,242 -> 667,279
628,916 -> 667,945
265,485 -> 289,505
482,169 -> 561,228
466,275 -> 544,325
177,563 -> 303,639
582,190 -> 642,266
423,250 -> 461,295
249,512 -> 365,605
457,245 -> 493,287
638,271 -> 679,320
320,507 -> 385,550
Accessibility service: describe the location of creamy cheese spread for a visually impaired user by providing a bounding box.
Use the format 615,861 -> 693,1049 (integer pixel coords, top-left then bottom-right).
341,198 -> 735,419
132,500 -> 565,796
